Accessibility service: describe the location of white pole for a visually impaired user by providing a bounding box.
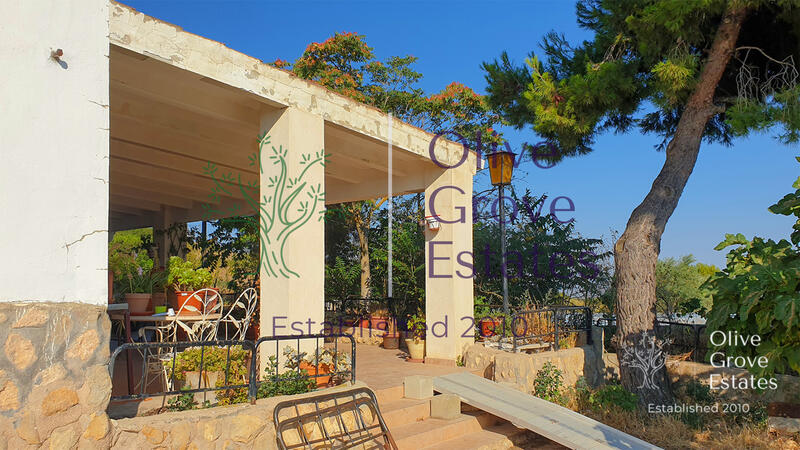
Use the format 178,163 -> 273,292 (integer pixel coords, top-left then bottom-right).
387,113 -> 393,299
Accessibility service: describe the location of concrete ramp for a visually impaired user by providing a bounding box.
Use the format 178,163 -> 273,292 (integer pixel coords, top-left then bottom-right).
433,372 -> 661,450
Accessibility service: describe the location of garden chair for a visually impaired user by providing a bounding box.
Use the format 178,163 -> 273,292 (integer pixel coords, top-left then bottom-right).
136,288 -> 224,393
218,287 -> 258,341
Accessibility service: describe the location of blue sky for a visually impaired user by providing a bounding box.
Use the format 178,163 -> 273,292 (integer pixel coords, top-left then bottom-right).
125,0 -> 799,267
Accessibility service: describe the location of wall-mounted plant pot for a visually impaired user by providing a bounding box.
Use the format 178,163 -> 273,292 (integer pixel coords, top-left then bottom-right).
299,361 -> 332,387
124,293 -> 151,313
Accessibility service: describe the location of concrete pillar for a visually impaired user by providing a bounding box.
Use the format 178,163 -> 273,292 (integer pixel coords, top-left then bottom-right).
258,107 -> 325,365
424,164 -> 474,363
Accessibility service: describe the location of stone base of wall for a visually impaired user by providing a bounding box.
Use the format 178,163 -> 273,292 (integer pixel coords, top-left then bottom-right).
108,381 -> 368,449
463,343 -> 609,394
0,302 -> 112,449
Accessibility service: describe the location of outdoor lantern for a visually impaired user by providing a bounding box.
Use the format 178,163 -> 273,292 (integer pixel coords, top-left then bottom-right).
425,215 -> 441,231
487,151 -> 515,186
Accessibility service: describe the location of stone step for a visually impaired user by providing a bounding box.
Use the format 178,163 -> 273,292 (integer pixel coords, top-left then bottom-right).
392,411 -> 501,450
374,385 -> 404,404
418,423 -> 538,450
379,397 -> 430,429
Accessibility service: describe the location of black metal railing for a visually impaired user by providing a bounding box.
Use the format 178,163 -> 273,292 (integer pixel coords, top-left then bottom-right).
502,306 -> 593,352
108,334 -> 356,404
595,317 -> 708,362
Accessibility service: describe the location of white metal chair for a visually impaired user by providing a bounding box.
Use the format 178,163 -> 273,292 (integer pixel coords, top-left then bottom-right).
136,288 -> 224,393
218,288 -> 259,341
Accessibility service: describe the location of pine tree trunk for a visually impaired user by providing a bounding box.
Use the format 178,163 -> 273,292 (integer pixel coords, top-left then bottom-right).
615,3 -> 747,407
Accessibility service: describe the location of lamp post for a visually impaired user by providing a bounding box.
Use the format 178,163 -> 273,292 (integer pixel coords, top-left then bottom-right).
487,150 -> 515,317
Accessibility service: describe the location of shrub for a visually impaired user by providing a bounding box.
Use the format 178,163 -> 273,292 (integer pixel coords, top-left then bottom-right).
588,383 -> 638,412
533,362 -> 565,404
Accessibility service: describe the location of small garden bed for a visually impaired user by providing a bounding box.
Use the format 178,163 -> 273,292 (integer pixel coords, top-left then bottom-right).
151,345 -> 352,414
531,363 -> 799,449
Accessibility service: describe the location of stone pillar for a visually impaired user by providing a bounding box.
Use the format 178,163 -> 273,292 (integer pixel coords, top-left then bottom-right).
0,0 -> 113,446
424,164 -> 474,363
258,107 -> 325,369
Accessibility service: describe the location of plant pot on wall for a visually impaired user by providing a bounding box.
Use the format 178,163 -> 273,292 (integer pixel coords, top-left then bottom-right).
299,361 -> 332,387
125,293 -> 152,313
405,338 -> 425,361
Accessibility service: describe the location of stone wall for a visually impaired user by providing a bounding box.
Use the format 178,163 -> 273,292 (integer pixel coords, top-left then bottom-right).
463,343 -> 610,394
108,381 -> 369,449
0,302 -> 112,449
462,326 -> 613,393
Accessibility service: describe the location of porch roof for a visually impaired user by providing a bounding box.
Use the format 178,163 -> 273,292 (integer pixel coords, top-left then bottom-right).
108,2 -> 477,231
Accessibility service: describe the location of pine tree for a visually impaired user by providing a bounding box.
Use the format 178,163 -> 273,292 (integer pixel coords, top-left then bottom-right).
484,0 -> 800,405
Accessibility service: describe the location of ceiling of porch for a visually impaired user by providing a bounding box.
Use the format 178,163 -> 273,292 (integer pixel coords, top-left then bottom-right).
109,45 -> 432,231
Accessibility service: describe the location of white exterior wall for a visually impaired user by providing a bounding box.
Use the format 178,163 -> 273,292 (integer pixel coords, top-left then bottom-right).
0,1 -> 110,304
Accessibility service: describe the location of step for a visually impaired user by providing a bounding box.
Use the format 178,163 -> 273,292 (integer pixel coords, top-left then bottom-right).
419,423 -> 537,450
374,385 -> 404,404
379,398 -> 430,429
392,411 -> 501,450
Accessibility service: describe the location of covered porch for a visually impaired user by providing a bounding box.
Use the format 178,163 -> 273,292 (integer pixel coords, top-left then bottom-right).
108,2 -> 476,363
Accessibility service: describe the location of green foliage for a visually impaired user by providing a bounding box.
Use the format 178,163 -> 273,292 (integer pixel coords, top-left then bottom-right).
484,0 -> 800,156
655,255 -> 713,317
324,257 -> 361,300
705,164 -> 800,376
588,383 -> 639,412
407,311 -> 426,341
472,191 -> 612,308
108,230 -> 167,295
167,256 -> 213,291
165,389 -> 201,412
166,346 -> 250,383
533,362 -> 566,405
286,32 -> 502,147
257,356 -> 316,399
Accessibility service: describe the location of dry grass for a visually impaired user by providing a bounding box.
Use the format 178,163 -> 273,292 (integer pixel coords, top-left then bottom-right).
564,388 -> 799,450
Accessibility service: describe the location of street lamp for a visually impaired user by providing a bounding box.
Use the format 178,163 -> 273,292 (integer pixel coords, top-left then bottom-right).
487,150 -> 515,317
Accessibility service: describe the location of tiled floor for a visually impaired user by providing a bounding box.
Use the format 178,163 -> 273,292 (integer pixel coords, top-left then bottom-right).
349,343 -> 469,391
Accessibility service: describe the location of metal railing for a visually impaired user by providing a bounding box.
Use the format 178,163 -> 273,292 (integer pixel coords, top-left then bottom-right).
595,317 -> 708,362
108,334 -> 356,404
505,306 -> 593,352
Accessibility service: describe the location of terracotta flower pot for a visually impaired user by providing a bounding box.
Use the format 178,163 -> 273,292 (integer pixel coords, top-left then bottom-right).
383,333 -> 400,349
479,319 -> 501,338
405,338 -> 425,361
175,290 -> 218,315
299,361 -> 332,387
369,317 -> 390,331
124,293 -> 151,313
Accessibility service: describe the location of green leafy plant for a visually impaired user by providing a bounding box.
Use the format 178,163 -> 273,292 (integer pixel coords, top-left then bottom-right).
533,362 -> 565,405
257,356 -> 316,398
165,389 -> 200,412
588,383 -> 638,412
166,346 -> 250,383
407,311 -> 426,341
705,163 -> 800,377
167,256 -> 213,291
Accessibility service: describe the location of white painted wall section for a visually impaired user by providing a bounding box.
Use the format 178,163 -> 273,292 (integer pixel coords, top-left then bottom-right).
0,0 -> 110,304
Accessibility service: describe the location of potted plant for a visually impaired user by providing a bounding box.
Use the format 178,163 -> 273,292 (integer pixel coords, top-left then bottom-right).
283,347 -> 351,388
167,256 -> 214,314
167,346 -> 250,404
112,250 -> 166,314
405,312 -> 426,361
